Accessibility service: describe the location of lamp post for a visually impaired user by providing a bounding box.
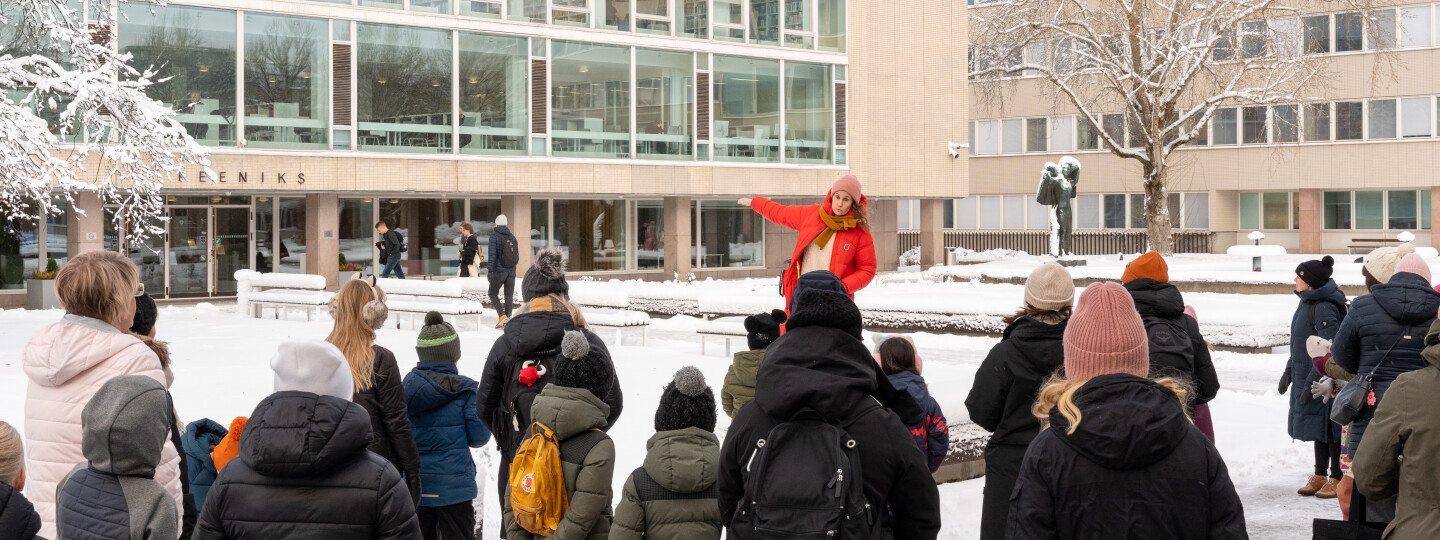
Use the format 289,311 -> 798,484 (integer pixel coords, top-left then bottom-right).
1249,230 -> 1266,272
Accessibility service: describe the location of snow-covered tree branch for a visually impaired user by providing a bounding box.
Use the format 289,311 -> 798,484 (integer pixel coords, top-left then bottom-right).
1,0 -> 211,244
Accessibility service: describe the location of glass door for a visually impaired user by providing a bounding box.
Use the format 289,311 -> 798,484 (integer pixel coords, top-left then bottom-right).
213,207 -> 250,294
167,208 -> 209,297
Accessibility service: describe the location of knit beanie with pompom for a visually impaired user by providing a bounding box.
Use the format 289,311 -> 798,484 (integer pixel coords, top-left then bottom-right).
1062,282 -> 1150,381
1394,253 -> 1432,284
416,311 -> 461,363
552,330 -> 612,401
654,366 -> 717,433
1365,243 -> 1416,285
523,248 -> 569,301
1296,256 -> 1335,290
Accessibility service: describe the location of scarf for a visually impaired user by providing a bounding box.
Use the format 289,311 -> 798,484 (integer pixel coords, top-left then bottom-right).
814,206 -> 858,249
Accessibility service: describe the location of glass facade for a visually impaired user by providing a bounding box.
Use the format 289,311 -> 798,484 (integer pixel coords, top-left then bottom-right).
784,62 -> 832,164
339,198 -> 375,273
357,24 -> 453,153
276,198 -> 307,273
459,33 -> 529,155
119,4 -> 238,146
1324,191 -> 1351,229
713,56 -> 781,162
697,200 -> 764,267
1356,191 -> 1384,229
553,199 -> 626,272
552,41 -> 631,158
636,48 -> 695,160
244,13 -> 329,150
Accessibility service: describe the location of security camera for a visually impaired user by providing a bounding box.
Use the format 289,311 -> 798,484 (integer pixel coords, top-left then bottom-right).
947,141 -> 968,158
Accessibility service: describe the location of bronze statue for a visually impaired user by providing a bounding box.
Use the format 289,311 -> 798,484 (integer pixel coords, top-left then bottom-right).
1035,156 -> 1080,256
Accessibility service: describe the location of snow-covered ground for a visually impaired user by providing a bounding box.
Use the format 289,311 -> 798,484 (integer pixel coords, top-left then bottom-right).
0,296 -> 1336,539
924,250 -> 1439,287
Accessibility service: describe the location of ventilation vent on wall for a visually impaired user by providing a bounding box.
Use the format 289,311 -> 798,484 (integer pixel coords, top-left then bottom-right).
835,82 -> 847,146
697,71 -> 710,141
531,59 -> 548,134
332,43 -> 352,126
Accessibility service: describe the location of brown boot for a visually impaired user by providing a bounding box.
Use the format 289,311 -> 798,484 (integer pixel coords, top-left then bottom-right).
495,315 -> 509,329
1298,475 -> 1327,496
1316,478 -> 1339,499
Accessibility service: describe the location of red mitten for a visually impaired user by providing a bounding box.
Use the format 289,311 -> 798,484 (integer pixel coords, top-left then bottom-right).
519,366 -> 540,387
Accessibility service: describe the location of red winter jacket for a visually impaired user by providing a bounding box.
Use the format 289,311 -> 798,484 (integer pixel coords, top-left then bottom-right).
751,193 -> 877,306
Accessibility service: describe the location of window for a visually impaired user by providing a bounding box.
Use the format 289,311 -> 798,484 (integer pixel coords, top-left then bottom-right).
119,4 -> 238,147
1,213 -> 38,289
713,56 -> 780,162
1241,20 -> 1268,58
1402,6 -> 1431,48
1027,118 -> 1048,152
943,200 -> 955,229
784,62 -> 832,163
1242,106 -> 1267,143
338,199 -> 376,273
818,0 -> 845,52
1004,195 -> 1026,229
713,0 -> 745,42
680,0 -> 708,38
410,0 -> 451,13
552,41 -> 631,158
968,122 -> 976,155
1077,194 -> 1100,228
1213,107 -> 1238,144
1263,192 -> 1289,229
1126,112 -> 1144,148
1051,116 -> 1074,151
356,24 -> 452,153
531,199 -> 551,254
241,14 -> 329,150
1425,190 -> 1433,230
896,200 -> 917,229
1214,28 -> 1235,61
750,0 -> 779,45
277,198 -> 307,273
1356,191 -> 1383,229
468,199 -> 503,240
1167,193 -> 1181,228
1027,197 -> 1050,229
1368,99 -> 1397,139
1335,101 -> 1363,140
1239,192 -> 1261,230
463,0 -> 503,17
1304,103 -> 1331,141
636,48 -> 695,160
1103,194 -> 1126,229
1077,117 -> 1099,150
1273,104 -> 1299,142
635,0 -> 671,35
1390,190 -> 1418,230
1184,193 -> 1209,229
979,196 -> 1003,229
1101,114 -> 1124,149
1272,17 -> 1300,56
1402,97 -> 1431,138
1129,193 -> 1145,228
695,201 -> 763,268
1002,119 -> 1023,153
976,120 -> 1000,154
782,0 -> 814,48
955,197 -> 978,229
459,33 -> 529,156
1367,9 -> 1397,50
360,0 -> 401,9
552,200 -> 626,271
1303,15 -> 1331,54
597,0 -> 630,31
1184,115 -> 1208,145
508,0 -> 546,23
636,200 -> 664,269
1324,192 -> 1351,229
1335,12 -> 1363,52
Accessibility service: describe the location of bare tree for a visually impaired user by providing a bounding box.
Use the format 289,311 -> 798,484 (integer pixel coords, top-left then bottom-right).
1,0 -> 211,243
970,0 -> 1388,254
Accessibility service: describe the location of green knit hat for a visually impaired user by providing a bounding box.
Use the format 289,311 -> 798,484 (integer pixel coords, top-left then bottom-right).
416,311 -> 461,363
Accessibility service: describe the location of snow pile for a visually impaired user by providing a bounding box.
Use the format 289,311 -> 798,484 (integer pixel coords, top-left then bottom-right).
900,246 -> 922,267
1226,245 -> 1288,257
375,278 -> 462,297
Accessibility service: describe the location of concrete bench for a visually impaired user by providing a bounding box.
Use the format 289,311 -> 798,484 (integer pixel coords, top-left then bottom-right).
695,316 -> 747,355
236,270 -> 332,321
375,278 -> 485,330
695,295 -> 782,355
569,282 -> 649,346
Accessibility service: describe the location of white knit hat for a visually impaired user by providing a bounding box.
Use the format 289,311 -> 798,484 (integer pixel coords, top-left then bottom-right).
495,214 -> 508,227
271,339 -> 354,400
1364,243 -> 1416,284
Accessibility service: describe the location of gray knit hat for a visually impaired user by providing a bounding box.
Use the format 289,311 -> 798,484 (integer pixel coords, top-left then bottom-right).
1024,262 -> 1075,311
416,311 -> 461,363
522,248 -> 569,301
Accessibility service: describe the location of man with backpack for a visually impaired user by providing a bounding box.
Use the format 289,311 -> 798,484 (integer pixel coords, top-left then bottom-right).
1121,252 -> 1221,419
375,220 -> 406,279
718,270 -> 941,540
489,214 -> 521,328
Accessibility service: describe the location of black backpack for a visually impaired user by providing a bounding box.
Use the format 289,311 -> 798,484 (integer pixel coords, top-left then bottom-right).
1142,314 -> 1197,381
731,401 -> 879,539
499,233 -> 520,269
499,349 -> 561,450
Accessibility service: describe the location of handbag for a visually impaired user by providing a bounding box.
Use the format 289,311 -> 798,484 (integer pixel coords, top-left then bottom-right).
1313,485 -> 1385,540
1330,333 -> 1408,425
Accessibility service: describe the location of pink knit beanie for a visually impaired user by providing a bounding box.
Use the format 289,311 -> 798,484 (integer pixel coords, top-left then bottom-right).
1063,282 -> 1150,381
1395,253 -> 1432,284
829,175 -> 864,206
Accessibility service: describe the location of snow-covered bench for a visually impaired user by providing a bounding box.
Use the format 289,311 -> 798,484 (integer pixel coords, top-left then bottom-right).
236,270 -> 332,321
451,277 -> 521,320
569,283 -> 649,346
694,295 -> 780,355
375,278 -> 485,330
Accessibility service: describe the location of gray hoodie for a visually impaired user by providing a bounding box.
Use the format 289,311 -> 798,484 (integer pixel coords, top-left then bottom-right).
56,375 -> 179,540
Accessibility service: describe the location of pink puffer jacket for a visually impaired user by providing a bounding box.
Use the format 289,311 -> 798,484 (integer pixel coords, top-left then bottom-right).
23,315 -> 183,539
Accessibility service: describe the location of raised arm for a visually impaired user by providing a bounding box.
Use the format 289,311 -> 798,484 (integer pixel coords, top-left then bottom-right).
744,197 -> 812,232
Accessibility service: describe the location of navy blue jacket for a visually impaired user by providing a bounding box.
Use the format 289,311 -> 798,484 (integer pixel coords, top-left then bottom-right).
181,418 -> 229,513
1334,271 -> 1440,453
1287,280 -> 1346,443
403,361 -> 492,508
488,226 -> 516,273
0,483 -> 41,540
888,371 -> 949,473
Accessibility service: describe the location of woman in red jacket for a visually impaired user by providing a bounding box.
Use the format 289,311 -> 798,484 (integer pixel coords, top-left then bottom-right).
739,174 -> 877,309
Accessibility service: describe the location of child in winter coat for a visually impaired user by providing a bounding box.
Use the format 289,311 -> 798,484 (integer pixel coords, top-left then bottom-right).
1007,282 -> 1246,539
56,375 -> 180,540
195,339 -> 420,539
879,337 -> 948,473
0,421 -> 42,540
403,311 -> 493,540
210,417 -> 247,473
504,330 -> 618,540
613,367 -> 723,540
871,333 -> 924,374
722,309 -> 786,417
180,419 -> 227,515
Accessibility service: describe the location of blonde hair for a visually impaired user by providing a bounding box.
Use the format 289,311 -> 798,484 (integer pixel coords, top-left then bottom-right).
56,250 -> 138,327
327,280 -> 385,392
517,294 -> 589,329
0,421 -> 22,488
1033,375 -> 1192,435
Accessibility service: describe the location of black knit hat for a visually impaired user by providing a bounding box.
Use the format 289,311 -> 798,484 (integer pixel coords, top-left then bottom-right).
654,366 -> 717,433
130,293 -> 157,336
552,330 -> 612,400
787,287 -> 864,340
523,248 -> 570,301
416,311 -> 461,363
1296,256 -> 1335,290
744,309 -> 788,351
789,270 -> 848,313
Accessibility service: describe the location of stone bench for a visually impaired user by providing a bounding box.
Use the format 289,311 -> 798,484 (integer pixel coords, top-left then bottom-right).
933,422 -> 991,485
236,270 -> 332,321
375,278 -> 485,330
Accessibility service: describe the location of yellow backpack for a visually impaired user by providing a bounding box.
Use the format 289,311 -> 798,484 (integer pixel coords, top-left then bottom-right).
510,422 -> 568,535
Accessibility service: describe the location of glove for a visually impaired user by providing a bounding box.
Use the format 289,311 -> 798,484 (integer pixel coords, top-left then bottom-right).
1278,366 -> 1292,395
1311,378 -> 1336,402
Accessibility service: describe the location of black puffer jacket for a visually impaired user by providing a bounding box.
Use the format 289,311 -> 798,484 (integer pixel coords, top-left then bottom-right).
966,316 -> 1067,447
1124,279 -> 1220,405
718,289 -> 940,540
1006,374 -> 1247,540
0,483 -> 41,540
194,391 -> 420,540
354,345 -> 423,505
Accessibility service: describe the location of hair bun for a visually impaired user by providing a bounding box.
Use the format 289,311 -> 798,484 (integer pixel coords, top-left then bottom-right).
672,366 -> 708,397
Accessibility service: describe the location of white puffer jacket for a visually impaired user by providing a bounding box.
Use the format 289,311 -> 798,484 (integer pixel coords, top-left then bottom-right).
23,314 -> 182,539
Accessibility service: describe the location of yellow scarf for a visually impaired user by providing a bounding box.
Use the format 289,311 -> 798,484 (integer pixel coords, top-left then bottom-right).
814,207 -> 858,249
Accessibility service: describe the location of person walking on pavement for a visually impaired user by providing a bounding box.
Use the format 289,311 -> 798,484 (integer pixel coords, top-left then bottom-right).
488,215 -> 520,328
376,220 -> 406,279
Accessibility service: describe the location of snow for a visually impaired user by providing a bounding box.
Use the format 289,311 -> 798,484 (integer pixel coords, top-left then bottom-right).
374,278 -> 463,297
1227,245 -> 1288,257
924,251 -> 1440,287
0,286 -> 1341,538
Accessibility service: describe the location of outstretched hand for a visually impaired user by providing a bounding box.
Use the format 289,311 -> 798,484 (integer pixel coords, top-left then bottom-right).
737,198 -> 753,207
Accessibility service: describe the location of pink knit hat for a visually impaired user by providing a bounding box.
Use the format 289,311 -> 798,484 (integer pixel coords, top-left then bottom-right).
1063,282 -> 1150,381
829,175 -> 865,206
1395,253 -> 1432,284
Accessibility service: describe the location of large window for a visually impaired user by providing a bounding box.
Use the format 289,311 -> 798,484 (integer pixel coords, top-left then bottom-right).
784,62 -> 832,163
1213,107 -> 1238,145
637,200 -> 664,269
713,0 -> 745,42
552,199 -> 626,272
1239,192 -> 1260,230
1303,15 -> 1330,54
1335,101 -> 1363,140
1129,194 -> 1145,229
1274,104 -> 1299,142
119,4 -> 237,147
954,198 -> 977,229
1077,117 -> 1099,150
1003,195 -> 1026,229
1103,194 -> 1126,228
459,33 -> 529,155
1242,106 -> 1267,143
783,0 -> 814,48
1335,12 -> 1363,52
1367,9 -> 1397,50
696,200 -> 763,267
1356,191 -> 1384,230
975,120 -> 999,154
339,198 -> 375,273
1390,190 -> 1419,230
356,24 -> 453,153
1183,193 -> 1209,229
1263,192 -> 1290,229
979,197 -> 1002,229
1324,192 -> 1351,229
1051,116 -> 1074,151
1077,194 -> 1100,229
1403,97 -> 1432,138
750,0 -> 780,46
635,48 -> 694,160
818,0 -> 845,52
713,56 -> 781,162
1304,103 -> 1330,141
277,198 -> 307,273
680,0 -> 708,38
1026,118 -> 1047,152
552,41 -> 631,158
1368,99 -> 1396,139
243,13 -> 328,150
531,199 -> 551,254
1002,119 -> 1023,153
1402,6 -> 1431,48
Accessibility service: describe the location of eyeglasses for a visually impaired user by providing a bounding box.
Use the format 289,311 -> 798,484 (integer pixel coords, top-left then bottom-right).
135,283 -> 146,297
